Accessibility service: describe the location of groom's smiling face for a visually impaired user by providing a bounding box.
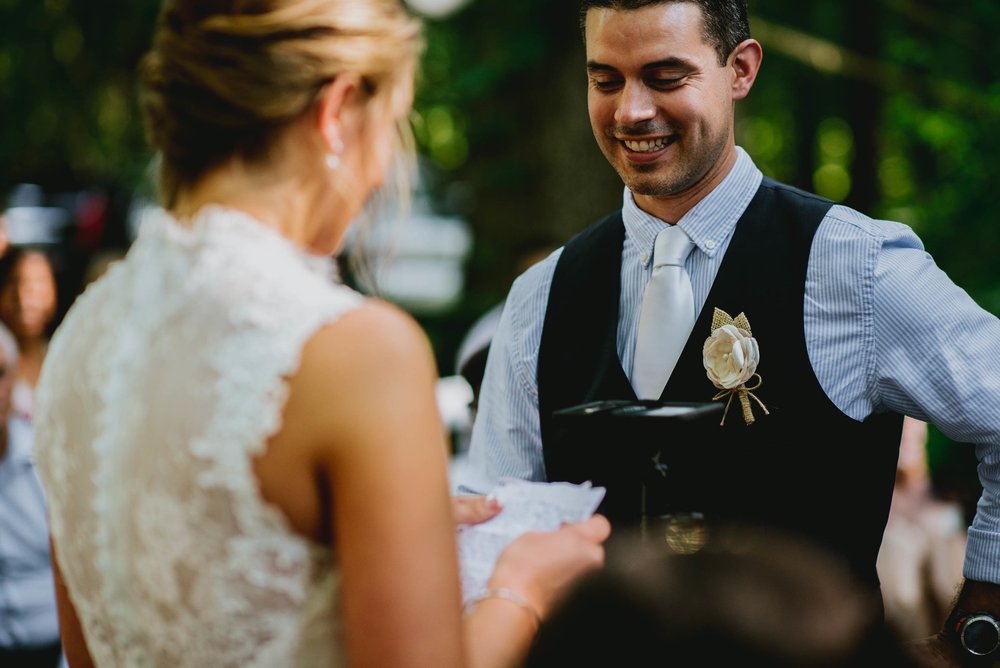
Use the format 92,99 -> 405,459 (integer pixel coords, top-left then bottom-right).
584,3 -> 736,199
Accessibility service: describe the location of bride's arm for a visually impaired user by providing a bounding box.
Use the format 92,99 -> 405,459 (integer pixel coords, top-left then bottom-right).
298,301 -> 467,667
50,540 -> 94,668
291,300 -> 606,668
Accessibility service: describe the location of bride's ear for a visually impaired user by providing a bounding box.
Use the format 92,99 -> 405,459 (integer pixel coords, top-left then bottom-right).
315,74 -> 364,156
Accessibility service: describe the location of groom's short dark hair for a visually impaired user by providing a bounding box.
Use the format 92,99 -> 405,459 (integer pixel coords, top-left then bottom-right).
579,0 -> 750,66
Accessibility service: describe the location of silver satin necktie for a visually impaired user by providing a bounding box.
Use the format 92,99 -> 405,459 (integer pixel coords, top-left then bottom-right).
631,225 -> 696,399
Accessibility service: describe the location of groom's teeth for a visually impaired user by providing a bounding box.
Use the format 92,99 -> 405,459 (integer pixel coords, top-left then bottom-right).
624,137 -> 669,152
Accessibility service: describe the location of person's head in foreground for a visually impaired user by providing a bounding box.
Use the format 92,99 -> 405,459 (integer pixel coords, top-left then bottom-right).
526,523 -> 919,667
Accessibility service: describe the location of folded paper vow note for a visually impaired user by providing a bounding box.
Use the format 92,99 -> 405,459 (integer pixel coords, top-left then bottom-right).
457,479 -> 606,607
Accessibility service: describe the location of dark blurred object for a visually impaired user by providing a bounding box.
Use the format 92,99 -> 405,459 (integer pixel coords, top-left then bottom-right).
526,524 -> 920,668
549,399 -> 725,526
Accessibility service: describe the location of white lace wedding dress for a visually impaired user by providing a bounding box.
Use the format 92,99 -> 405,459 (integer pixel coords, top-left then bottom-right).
34,206 -> 363,667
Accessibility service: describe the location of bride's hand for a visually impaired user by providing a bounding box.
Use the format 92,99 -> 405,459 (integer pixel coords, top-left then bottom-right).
488,515 -> 611,620
452,494 -> 502,527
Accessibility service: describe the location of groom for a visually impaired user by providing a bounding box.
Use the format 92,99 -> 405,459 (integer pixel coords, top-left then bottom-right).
458,0 -> 1000,664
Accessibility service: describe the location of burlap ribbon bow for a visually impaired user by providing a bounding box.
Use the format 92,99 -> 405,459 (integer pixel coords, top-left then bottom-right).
704,308 -> 769,426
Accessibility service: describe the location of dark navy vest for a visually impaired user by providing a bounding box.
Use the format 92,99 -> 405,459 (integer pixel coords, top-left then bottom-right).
537,178 -> 902,585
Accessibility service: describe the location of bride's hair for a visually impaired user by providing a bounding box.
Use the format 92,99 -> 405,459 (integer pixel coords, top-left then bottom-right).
138,0 -> 423,207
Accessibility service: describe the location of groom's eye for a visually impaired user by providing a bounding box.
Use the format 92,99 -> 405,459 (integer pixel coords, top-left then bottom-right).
590,77 -> 623,92
647,76 -> 684,89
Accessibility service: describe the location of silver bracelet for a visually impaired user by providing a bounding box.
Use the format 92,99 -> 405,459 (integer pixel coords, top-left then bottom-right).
465,587 -> 541,628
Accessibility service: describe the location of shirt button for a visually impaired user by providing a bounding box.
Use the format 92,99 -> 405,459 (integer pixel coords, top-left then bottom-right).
641,252 -> 650,264
705,239 -> 717,250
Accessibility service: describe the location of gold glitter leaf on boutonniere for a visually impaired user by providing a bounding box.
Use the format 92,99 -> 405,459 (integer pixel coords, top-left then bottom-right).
703,308 -> 769,426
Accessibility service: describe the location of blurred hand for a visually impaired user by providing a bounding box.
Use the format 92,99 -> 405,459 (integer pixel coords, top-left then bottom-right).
488,514 -> 611,619
452,494 -> 502,527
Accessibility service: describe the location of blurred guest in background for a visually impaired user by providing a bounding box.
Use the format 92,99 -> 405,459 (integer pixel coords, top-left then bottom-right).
878,417 -> 967,640
0,248 -> 58,421
0,324 -> 61,668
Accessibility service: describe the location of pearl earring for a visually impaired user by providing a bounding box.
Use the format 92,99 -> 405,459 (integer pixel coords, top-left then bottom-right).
325,135 -> 345,172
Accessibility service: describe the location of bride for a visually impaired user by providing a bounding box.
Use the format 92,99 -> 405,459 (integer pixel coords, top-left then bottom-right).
33,1 -> 609,666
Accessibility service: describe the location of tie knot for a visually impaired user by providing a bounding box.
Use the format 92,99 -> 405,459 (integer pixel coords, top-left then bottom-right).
652,225 -> 693,268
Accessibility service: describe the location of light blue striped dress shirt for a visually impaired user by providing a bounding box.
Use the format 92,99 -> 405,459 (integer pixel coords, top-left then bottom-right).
0,415 -> 60,649
460,147 -> 1000,584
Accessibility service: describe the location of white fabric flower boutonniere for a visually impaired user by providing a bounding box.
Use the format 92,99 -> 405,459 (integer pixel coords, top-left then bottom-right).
703,308 -> 769,426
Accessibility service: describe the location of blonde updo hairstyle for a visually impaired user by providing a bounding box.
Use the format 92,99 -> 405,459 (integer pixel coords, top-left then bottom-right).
139,0 -> 423,208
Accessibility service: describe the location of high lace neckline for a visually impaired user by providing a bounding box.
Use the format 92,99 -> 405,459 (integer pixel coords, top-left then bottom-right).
140,204 -> 339,281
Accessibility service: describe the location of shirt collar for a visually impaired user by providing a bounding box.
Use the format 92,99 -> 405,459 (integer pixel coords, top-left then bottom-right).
622,146 -> 763,267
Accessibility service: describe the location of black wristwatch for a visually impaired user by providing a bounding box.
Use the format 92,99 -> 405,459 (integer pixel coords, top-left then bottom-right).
947,610 -> 1000,663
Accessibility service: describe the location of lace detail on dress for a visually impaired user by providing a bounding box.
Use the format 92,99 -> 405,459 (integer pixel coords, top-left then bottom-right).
34,206 -> 361,667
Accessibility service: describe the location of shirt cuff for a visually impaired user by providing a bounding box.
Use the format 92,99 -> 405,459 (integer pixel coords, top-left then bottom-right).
964,527 -> 1000,584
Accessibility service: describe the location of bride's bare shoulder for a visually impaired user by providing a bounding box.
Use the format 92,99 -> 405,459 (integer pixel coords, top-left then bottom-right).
283,297 -> 440,446
308,297 -> 435,376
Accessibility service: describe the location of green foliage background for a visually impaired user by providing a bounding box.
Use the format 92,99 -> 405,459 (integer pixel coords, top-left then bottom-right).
1,0 -> 995,506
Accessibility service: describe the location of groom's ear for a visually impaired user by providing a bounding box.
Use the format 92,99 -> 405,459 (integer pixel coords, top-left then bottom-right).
729,38 -> 762,101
